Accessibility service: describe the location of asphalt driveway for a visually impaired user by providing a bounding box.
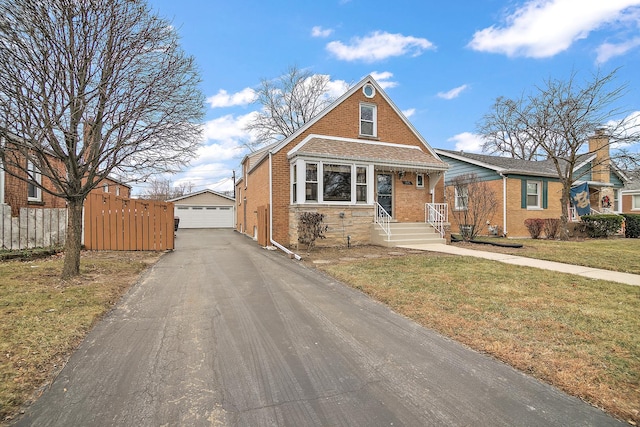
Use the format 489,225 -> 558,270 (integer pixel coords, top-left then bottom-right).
15,229 -> 621,426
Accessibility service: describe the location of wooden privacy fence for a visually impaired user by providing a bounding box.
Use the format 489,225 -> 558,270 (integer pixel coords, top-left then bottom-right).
0,204 -> 67,250
84,193 -> 174,251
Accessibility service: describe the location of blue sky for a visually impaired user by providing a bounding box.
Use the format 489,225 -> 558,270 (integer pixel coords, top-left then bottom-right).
142,0 -> 640,195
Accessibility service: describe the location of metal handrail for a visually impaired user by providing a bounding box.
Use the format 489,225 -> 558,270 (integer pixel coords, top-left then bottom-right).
425,203 -> 448,238
374,202 -> 391,240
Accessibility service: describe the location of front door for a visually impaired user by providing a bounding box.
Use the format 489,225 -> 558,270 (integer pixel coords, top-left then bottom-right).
377,173 -> 393,216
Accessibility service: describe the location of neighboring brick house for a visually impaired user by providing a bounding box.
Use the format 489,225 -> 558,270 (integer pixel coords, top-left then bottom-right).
236,75 -> 449,253
436,131 -> 628,238
1,153 -> 131,216
621,180 -> 640,213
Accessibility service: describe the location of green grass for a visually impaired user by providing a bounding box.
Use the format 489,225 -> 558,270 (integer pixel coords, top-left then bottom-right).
0,252 -> 160,424
320,254 -> 640,424
467,237 -> 640,274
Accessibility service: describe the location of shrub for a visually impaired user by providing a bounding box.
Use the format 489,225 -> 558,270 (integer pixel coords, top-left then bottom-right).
622,214 -> 640,238
524,218 -> 544,239
297,212 -> 328,252
580,214 -> 624,238
543,218 -> 561,239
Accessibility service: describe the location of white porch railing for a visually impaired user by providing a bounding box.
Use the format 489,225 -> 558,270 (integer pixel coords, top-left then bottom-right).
374,202 -> 391,240
568,206 -> 601,222
425,203 -> 448,238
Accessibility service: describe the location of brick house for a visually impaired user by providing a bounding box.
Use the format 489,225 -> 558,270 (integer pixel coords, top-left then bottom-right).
435,131 -> 628,238
236,76 -> 449,254
1,150 -> 131,216
621,180 -> 640,213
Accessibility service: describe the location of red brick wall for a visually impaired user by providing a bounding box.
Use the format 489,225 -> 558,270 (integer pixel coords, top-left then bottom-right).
445,177 -> 566,238
3,161 -> 66,216
236,157 -> 270,239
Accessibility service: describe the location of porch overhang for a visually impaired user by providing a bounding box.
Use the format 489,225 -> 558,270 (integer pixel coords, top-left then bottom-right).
287,136 -> 448,173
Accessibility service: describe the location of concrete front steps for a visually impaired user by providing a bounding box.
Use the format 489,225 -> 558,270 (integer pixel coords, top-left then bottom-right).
371,222 -> 445,247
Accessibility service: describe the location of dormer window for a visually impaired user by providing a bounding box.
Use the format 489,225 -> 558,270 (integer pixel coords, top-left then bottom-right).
360,103 -> 377,137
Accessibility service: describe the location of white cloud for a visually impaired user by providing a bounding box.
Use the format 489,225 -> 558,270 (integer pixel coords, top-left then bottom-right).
605,110 -> 640,146
195,112 -> 258,165
370,71 -> 398,89
596,37 -> 640,63
437,84 -> 469,100
324,78 -> 351,99
206,87 -> 256,108
402,108 -> 416,118
326,31 -> 435,62
311,26 -> 334,38
468,0 -> 640,58
447,132 -> 485,153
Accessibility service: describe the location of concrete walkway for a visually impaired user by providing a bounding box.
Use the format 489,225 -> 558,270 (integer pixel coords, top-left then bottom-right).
399,243 -> 640,286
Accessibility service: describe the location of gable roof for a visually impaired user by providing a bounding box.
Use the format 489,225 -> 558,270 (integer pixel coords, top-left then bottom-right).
289,135 -> 447,171
167,189 -> 235,203
435,149 -> 561,178
243,75 -> 443,175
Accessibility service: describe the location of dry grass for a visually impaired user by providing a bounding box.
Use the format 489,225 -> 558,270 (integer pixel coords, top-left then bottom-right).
305,245 -> 640,424
0,251 -> 162,424
461,237 -> 640,274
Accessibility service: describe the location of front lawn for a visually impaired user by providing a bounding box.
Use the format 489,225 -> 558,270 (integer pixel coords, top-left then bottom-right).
319,253 -> 640,424
458,237 -> 640,274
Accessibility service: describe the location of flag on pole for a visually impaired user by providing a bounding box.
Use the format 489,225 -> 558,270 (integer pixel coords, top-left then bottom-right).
570,183 -> 590,216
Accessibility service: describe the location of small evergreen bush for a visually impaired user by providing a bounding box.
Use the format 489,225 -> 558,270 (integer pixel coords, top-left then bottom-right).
580,214 -> 624,238
622,214 -> 640,238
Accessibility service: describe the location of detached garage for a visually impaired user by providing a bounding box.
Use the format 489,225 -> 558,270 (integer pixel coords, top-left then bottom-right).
169,189 -> 235,229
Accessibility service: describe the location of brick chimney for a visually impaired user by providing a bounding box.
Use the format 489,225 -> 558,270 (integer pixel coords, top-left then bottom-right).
588,128 -> 610,184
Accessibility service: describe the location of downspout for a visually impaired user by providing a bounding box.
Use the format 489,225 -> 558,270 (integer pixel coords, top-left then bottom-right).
269,152 -> 302,260
500,173 -> 507,236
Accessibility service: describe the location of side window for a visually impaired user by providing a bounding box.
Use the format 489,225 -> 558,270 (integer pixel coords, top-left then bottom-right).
305,163 -> 318,202
27,160 -> 42,202
292,164 -> 297,203
527,181 -> 541,208
416,173 -> 424,188
454,185 -> 468,210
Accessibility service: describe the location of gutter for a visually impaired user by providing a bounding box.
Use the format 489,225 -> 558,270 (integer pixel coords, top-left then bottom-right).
500,173 -> 507,235
269,152 -> 302,261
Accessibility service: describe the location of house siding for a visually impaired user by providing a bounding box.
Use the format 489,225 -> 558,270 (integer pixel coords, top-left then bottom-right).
441,156 -> 501,184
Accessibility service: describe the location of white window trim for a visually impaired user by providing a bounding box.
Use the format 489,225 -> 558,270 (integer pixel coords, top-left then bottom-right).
359,103 -> 377,137
27,160 -> 42,202
292,160 -> 373,205
454,186 -> 468,211
632,194 -> 640,211
526,180 -> 542,210
416,173 -> 424,189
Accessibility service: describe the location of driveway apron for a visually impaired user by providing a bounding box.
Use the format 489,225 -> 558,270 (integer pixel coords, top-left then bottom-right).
15,229 -> 622,426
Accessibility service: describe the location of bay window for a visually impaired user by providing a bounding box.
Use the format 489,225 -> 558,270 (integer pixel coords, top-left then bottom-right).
294,161 -> 370,204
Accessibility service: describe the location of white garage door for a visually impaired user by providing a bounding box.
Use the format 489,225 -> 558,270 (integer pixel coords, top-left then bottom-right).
174,205 -> 234,229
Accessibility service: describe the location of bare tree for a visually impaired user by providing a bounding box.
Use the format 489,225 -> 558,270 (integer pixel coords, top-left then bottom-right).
446,174 -> 498,241
244,65 -> 338,149
0,0 -> 205,277
139,178 -> 196,201
477,69 -> 640,239
478,96 -> 542,160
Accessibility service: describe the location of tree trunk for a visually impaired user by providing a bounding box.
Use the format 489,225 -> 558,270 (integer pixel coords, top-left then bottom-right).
559,185 -> 571,241
62,198 -> 84,279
